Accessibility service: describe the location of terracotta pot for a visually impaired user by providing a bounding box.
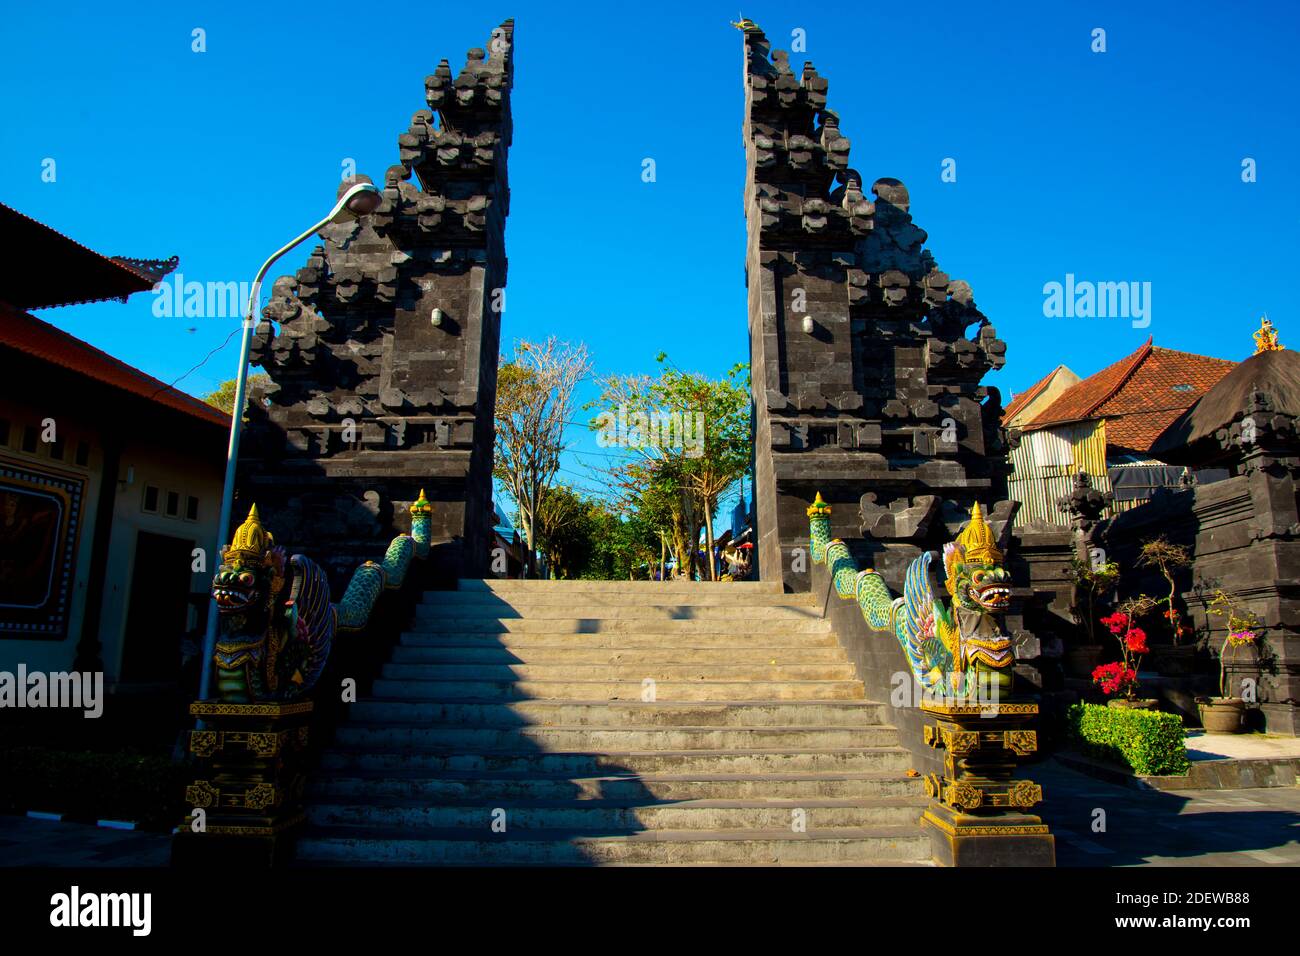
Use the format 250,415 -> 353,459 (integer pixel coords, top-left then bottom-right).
1107,698 -> 1158,710
1065,644 -> 1104,678
1198,697 -> 1245,734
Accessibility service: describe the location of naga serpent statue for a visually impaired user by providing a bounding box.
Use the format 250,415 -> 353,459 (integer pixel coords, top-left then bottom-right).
209,491 -> 434,703
809,493 -> 1015,698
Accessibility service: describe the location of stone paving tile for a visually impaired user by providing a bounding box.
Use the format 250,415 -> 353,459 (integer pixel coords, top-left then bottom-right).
1033,758 -> 1300,867
0,815 -> 169,866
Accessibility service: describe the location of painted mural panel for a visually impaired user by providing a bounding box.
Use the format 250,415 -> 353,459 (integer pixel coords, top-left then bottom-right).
0,459 -> 85,638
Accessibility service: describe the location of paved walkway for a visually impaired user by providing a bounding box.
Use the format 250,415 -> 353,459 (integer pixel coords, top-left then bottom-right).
1184,730 -> 1300,761
1,758 -> 1296,866
0,816 -> 170,866
1034,758 -> 1300,866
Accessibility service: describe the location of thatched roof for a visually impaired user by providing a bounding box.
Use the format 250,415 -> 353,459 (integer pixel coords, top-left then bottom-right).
1149,349 -> 1300,464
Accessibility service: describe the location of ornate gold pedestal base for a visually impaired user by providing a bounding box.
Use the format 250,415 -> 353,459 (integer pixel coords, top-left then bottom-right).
922,805 -> 1055,867
919,698 -> 1055,867
171,700 -> 314,868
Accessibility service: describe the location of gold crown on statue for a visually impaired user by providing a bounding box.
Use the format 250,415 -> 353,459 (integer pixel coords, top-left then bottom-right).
409,488 -> 433,517
806,492 -> 832,518
223,504 -> 274,562
956,502 -> 1002,564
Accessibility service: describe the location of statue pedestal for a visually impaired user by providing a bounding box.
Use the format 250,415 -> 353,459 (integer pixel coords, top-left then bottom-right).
919,698 -> 1055,867
171,700 -> 314,867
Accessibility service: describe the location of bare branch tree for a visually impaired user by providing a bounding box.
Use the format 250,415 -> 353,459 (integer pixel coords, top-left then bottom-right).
493,337 -> 592,578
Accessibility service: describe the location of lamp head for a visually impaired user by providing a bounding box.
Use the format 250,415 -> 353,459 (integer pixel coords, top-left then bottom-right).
331,178 -> 383,222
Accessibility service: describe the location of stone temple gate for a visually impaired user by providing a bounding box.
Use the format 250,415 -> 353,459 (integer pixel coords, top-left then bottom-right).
240,21 -> 515,586
740,26 -> 1010,591
239,20 -> 1010,594
194,18 -> 1063,868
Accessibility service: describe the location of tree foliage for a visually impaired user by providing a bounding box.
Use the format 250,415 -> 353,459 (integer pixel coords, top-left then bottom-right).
588,356 -> 751,580
493,338 -> 592,578
203,374 -> 270,414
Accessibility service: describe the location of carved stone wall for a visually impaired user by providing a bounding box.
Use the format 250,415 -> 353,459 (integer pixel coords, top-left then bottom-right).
239,21 -> 515,588
740,25 -> 1009,591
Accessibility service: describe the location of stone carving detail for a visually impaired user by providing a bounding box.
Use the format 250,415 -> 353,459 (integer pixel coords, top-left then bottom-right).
859,493 -> 939,539
1057,470 -> 1112,536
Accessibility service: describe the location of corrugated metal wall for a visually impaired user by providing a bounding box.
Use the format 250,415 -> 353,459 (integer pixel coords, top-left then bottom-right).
1008,420 -> 1117,527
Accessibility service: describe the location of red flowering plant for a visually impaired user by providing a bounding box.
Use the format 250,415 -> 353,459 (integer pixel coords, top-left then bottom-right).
1091,661 -> 1138,697
1092,596 -> 1157,700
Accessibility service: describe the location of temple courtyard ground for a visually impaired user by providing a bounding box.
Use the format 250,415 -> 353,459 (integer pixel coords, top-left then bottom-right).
0,756 -> 1295,867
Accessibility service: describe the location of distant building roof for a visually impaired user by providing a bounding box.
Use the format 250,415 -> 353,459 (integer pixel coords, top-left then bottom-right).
1023,337 -> 1236,454
0,201 -> 178,310
0,300 -> 230,429
1003,364 -> 1079,426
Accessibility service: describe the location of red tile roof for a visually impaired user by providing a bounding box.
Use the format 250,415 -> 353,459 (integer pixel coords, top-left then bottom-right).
0,300 -> 230,429
1003,365 -> 1068,422
0,202 -> 178,310
1024,338 -> 1236,454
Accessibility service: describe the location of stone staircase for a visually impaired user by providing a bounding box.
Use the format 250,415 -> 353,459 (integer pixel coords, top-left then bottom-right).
295,579 -> 930,865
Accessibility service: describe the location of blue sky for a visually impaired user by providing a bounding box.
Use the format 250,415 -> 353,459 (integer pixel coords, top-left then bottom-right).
3,0 -> 1298,513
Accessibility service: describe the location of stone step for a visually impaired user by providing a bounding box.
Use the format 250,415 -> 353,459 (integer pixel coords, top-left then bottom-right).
294,825 -> 931,865
346,699 -> 889,728
369,678 -> 866,701
333,724 -> 900,752
404,617 -> 833,635
378,662 -> 858,681
303,574 -> 926,866
400,628 -> 838,647
410,606 -> 826,629
388,644 -> 849,665
434,591 -> 819,609
455,579 -> 787,594
309,770 -> 924,803
305,797 -> 926,832
319,747 -> 914,776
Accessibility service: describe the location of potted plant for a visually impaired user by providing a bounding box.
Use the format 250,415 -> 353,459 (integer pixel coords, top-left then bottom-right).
1093,598 -> 1158,709
1137,537 -> 1196,675
1197,589 -> 1262,733
1065,556 -> 1119,677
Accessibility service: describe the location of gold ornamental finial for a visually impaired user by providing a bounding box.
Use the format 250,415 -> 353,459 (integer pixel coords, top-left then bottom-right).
806,492 -> 832,518
957,502 -> 1002,565
1253,315 -> 1284,354
409,488 -> 433,517
223,504 -> 274,563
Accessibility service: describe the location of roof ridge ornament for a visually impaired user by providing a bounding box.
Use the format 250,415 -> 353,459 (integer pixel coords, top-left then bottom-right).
1253,314 -> 1284,354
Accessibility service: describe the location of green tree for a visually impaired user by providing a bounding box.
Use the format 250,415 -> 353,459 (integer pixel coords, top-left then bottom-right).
534,484 -> 596,580
493,338 -> 592,578
203,374 -> 269,414
658,358 -> 750,581
589,357 -> 751,580
583,499 -> 661,580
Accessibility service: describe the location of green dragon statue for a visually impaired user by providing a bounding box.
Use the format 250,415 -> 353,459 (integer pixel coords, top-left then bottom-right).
210,490 -> 434,703
809,493 -> 1015,699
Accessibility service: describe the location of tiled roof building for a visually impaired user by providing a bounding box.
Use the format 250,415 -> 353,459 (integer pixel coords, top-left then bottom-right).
1008,338 -> 1237,527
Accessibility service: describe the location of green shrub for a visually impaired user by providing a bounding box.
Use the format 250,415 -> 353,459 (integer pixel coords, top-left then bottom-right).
0,746 -> 185,829
1067,702 -> 1190,776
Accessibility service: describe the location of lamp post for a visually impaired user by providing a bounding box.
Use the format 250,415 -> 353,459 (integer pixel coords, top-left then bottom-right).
197,180 -> 383,702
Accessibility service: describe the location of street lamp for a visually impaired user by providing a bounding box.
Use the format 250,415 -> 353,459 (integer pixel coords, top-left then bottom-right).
197,180 -> 383,702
